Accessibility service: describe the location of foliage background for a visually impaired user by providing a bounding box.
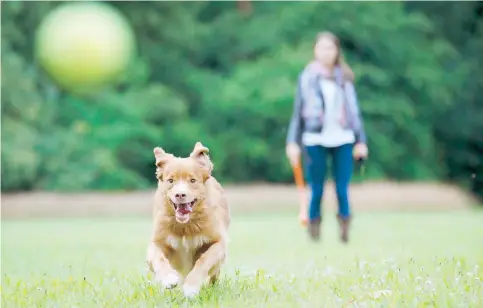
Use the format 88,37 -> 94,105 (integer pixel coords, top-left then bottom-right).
1,1 -> 482,201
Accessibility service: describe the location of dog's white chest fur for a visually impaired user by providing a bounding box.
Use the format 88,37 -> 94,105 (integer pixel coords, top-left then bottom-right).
166,235 -> 208,250
166,235 -> 210,277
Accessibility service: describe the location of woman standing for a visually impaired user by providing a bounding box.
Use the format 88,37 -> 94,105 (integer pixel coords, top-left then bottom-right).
286,31 -> 368,243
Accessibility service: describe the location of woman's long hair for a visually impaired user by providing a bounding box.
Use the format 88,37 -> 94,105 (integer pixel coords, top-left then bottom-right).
314,31 -> 354,82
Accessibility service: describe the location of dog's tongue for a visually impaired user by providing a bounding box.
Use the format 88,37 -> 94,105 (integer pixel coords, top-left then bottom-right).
177,206 -> 191,215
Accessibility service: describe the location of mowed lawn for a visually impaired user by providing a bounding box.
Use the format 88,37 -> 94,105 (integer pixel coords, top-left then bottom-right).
2,211 -> 483,307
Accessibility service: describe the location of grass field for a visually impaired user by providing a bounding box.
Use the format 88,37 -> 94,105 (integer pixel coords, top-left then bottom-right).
2,211 -> 483,307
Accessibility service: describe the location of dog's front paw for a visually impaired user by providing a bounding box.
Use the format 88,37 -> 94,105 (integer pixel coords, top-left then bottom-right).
183,283 -> 201,298
155,272 -> 180,289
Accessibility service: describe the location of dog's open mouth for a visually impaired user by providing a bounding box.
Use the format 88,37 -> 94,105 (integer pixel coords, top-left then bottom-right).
171,199 -> 197,223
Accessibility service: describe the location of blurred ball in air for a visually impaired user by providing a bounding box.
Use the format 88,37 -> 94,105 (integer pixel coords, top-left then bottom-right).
35,2 -> 136,94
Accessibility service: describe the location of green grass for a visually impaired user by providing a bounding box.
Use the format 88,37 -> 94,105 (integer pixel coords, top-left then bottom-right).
2,212 -> 483,307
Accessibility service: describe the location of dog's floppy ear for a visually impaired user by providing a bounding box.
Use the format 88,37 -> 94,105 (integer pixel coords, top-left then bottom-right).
189,142 -> 213,177
153,147 -> 173,180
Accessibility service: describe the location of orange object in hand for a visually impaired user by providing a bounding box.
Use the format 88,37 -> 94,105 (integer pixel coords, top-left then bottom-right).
290,160 -> 308,226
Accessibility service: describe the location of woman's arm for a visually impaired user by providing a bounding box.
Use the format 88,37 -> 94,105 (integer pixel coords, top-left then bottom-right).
344,81 -> 367,144
286,75 -> 304,146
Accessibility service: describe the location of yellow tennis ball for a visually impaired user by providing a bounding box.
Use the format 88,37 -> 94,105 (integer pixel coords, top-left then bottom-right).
35,2 -> 135,93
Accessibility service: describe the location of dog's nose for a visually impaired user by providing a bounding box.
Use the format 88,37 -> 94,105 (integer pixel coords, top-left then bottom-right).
175,193 -> 186,199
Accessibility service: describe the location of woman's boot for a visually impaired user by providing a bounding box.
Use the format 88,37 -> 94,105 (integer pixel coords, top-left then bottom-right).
337,214 -> 351,243
308,217 -> 321,241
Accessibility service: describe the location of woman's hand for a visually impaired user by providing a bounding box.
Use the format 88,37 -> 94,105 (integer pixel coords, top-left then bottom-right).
286,143 -> 301,166
353,143 -> 368,160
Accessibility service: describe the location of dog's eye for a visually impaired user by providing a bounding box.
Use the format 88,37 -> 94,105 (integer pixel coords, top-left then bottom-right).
167,179 -> 174,183
190,178 -> 196,183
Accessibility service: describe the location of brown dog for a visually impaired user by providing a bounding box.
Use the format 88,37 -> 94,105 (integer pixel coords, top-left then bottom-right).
146,142 -> 230,298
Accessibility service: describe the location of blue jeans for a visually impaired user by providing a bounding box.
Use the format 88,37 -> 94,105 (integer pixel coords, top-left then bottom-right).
304,143 -> 353,221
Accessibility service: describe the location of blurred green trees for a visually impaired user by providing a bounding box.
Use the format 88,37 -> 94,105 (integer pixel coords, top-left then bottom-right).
1,2 -> 481,201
